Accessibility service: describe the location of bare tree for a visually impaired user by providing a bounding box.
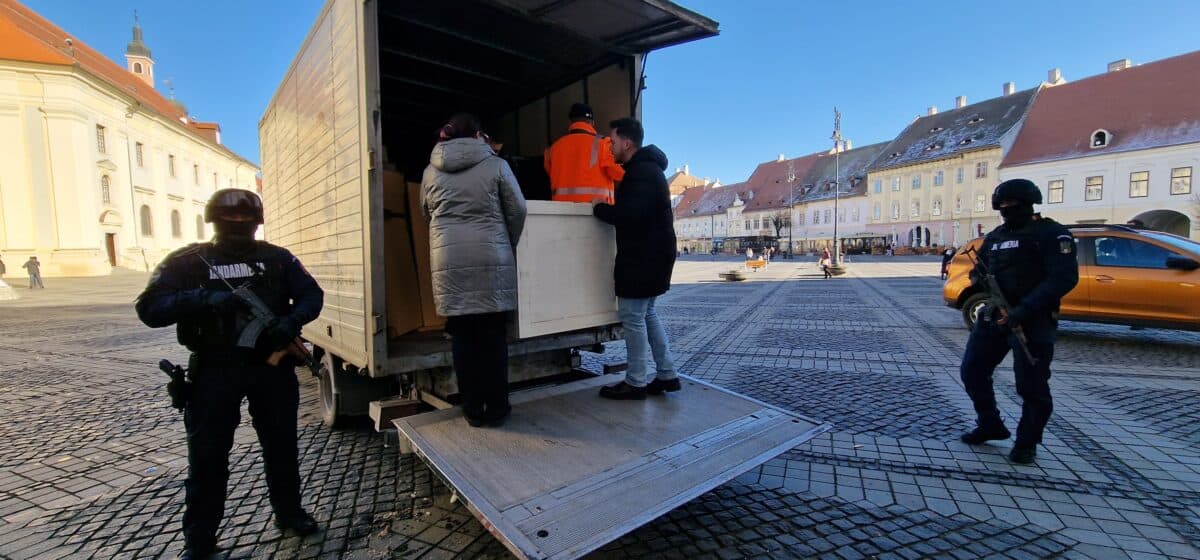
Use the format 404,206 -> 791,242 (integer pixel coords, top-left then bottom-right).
770,211 -> 790,239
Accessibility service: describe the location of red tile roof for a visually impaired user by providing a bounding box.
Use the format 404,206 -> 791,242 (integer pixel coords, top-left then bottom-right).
1002,50 -> 1200,168
0,0 -> 253,166
742,152 -> 825,212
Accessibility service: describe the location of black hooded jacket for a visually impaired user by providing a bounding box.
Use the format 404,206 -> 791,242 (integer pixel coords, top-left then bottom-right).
593,145 -> 677,299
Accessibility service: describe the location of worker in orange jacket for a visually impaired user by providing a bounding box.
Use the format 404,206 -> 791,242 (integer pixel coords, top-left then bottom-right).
544,103 -> 625,204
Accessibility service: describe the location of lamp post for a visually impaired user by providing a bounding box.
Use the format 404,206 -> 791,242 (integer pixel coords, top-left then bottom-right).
831,107 -> 843,266
787,161 -> 796,259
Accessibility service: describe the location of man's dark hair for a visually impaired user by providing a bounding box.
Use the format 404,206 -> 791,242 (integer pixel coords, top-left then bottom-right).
610,118 -> 644,147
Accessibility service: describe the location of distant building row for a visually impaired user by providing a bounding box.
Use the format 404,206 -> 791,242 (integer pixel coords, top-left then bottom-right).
674,51 -> 1200,254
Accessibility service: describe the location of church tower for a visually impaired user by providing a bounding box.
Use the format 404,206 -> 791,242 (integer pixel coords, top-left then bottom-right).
124,12 -> 154,88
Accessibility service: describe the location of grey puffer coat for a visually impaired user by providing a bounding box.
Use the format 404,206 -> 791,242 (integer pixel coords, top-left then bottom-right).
421,138 -> 527,317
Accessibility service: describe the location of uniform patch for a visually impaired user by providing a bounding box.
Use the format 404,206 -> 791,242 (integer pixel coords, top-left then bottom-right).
1057,234 -> 1074,254
990,240 -> 1020,251
208,262 -> 265,280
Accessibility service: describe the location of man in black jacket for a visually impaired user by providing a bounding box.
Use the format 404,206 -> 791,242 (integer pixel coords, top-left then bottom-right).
593,118 -> 680,400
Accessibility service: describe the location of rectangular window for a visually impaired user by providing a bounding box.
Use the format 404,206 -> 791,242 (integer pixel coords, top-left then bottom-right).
744,220 -> 751,230
891,177 -> 901,191
193,164 -> 200,184
873,204 -> 881,220
96,125 -> 106,154
956,167 -> 964,183
975,161 -> 988,179
1048,179 -> 1064,203
1129,171 -> 1149,198
823,209 -> 831,223
1171,167 -> 1192,195
135,142 -> 144,166
168,155 -> 176,177
911,175 -> 921,189
933,170 -> 944,186
753,218 -> 760,229
838,209 -> 845,222
974,194 -> 986,212
873,179 -> 882,193
813,211 -> 819,224
1085,176 -> 1103,201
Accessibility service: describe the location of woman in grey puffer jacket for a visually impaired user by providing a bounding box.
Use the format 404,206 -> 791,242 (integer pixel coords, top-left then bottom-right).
421,113 -> 527,427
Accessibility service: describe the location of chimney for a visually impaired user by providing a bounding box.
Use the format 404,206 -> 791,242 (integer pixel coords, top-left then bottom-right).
1003,82 -> 1016,96
955,95 -> 967,108
1047,68 -> 1063,84
683,164 -> 690,175
777,153 -> 785,162
927,106 -> 938,116
674,167 -> 681,173
1107,59 -> 1132,72
843,139 -> 852,151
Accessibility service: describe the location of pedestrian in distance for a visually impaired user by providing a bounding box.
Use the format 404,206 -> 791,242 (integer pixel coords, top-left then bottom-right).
593,117 -> 681,400
422,112 -> 527,427
745,247 -> 754,260
959,178 -> 1078,465
136,189 -> 325,559
22,256 -> 44,289
941,246 -> 957,280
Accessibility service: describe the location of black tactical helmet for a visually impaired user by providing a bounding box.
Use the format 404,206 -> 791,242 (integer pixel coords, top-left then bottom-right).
991,178 -> 1043,210
205,188 -> 264,224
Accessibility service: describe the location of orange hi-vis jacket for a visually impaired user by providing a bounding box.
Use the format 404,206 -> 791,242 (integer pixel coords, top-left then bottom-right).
544,122 -> 625,204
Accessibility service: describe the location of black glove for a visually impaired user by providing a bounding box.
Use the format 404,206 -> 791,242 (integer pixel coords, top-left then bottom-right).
1006,306 -> 1030,327
265,316 -> 301,351
166,378 -> 190,411
203,290 -> 239,313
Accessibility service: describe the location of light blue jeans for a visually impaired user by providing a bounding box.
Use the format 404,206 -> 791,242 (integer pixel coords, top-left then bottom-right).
618,296 -> 677,387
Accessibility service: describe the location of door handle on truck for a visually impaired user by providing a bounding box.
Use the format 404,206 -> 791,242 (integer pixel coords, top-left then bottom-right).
1095,275 -> 1115,283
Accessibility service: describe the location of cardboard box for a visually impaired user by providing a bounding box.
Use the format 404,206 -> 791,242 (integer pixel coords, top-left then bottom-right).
383,171 -> 423,337
407,181 -> 446,330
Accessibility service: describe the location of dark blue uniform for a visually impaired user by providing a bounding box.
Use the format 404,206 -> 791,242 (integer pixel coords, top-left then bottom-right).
961,215 -> 1078,448
136,241 -> 322,552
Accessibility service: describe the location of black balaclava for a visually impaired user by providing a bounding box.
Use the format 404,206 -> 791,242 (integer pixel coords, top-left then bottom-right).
1000,203 -> 1035,229
213,220 -> 258,251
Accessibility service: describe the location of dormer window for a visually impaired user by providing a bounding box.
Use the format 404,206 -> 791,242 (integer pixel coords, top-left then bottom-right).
924,142 -> 943,152
929,126 -> 944,133
968,115 -> 984,124
1091,129 -> 1112,148
889,151 -> 901,159
959,137 -> 974,146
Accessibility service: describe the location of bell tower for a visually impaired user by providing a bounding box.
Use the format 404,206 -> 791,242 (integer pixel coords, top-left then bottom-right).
125,11 -> 154,88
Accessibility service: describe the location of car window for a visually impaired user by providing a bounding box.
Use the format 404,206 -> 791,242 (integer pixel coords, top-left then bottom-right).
1142,232 -> 1200,255
1094,236 -> 1177,269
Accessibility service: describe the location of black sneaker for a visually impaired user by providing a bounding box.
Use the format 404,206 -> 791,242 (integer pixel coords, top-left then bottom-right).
645,377 -> 682,395
1009,445 -> 1037,465
275,511 -> 320,536
960,425 -> 1011,445
599,381 -> 647,400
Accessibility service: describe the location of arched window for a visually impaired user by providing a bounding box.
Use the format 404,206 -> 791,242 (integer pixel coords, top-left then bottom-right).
133,62 -> 143,73
140,205 -> 153,236
170,210 -> 182,238
196,215 -> 205,239
1091,129 -> 1111,148
100,175 -> 111,204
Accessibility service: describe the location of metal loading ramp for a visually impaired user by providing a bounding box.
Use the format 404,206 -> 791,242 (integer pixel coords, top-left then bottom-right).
394,374 -> 831,560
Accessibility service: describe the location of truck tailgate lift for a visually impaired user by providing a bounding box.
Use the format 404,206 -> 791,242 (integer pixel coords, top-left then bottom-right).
394,375 -> 830,560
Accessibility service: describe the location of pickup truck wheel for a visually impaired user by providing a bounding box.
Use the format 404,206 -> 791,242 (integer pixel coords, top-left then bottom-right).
962,293 -> 989,331
319,353 -> 351,429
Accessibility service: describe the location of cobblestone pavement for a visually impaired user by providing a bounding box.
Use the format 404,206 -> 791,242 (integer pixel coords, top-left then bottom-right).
1,258 -> 1198,559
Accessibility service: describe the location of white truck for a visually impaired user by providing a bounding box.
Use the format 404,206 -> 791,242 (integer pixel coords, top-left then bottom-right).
259,1 -> 830,558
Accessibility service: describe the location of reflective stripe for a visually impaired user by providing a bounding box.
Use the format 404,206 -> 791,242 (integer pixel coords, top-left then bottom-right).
553,187 -> 612,197
589,135 -> 600,167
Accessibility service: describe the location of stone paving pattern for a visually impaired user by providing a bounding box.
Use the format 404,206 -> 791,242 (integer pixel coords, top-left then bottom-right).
0,258 -> 1198,559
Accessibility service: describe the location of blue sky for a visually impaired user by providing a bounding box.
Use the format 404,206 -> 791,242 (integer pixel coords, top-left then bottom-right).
23,0 -> 1200,184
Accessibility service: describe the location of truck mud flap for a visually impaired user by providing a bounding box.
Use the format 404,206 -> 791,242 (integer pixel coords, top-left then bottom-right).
394,374 -> 831,560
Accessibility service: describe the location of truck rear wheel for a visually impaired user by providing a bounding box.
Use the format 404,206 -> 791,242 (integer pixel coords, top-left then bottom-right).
319,353 -> 396,429
962,293 -> 989,331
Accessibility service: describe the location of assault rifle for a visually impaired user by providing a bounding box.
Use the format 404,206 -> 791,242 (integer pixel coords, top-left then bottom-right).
197,254 -> 323,378
963,247 -> 1038,366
